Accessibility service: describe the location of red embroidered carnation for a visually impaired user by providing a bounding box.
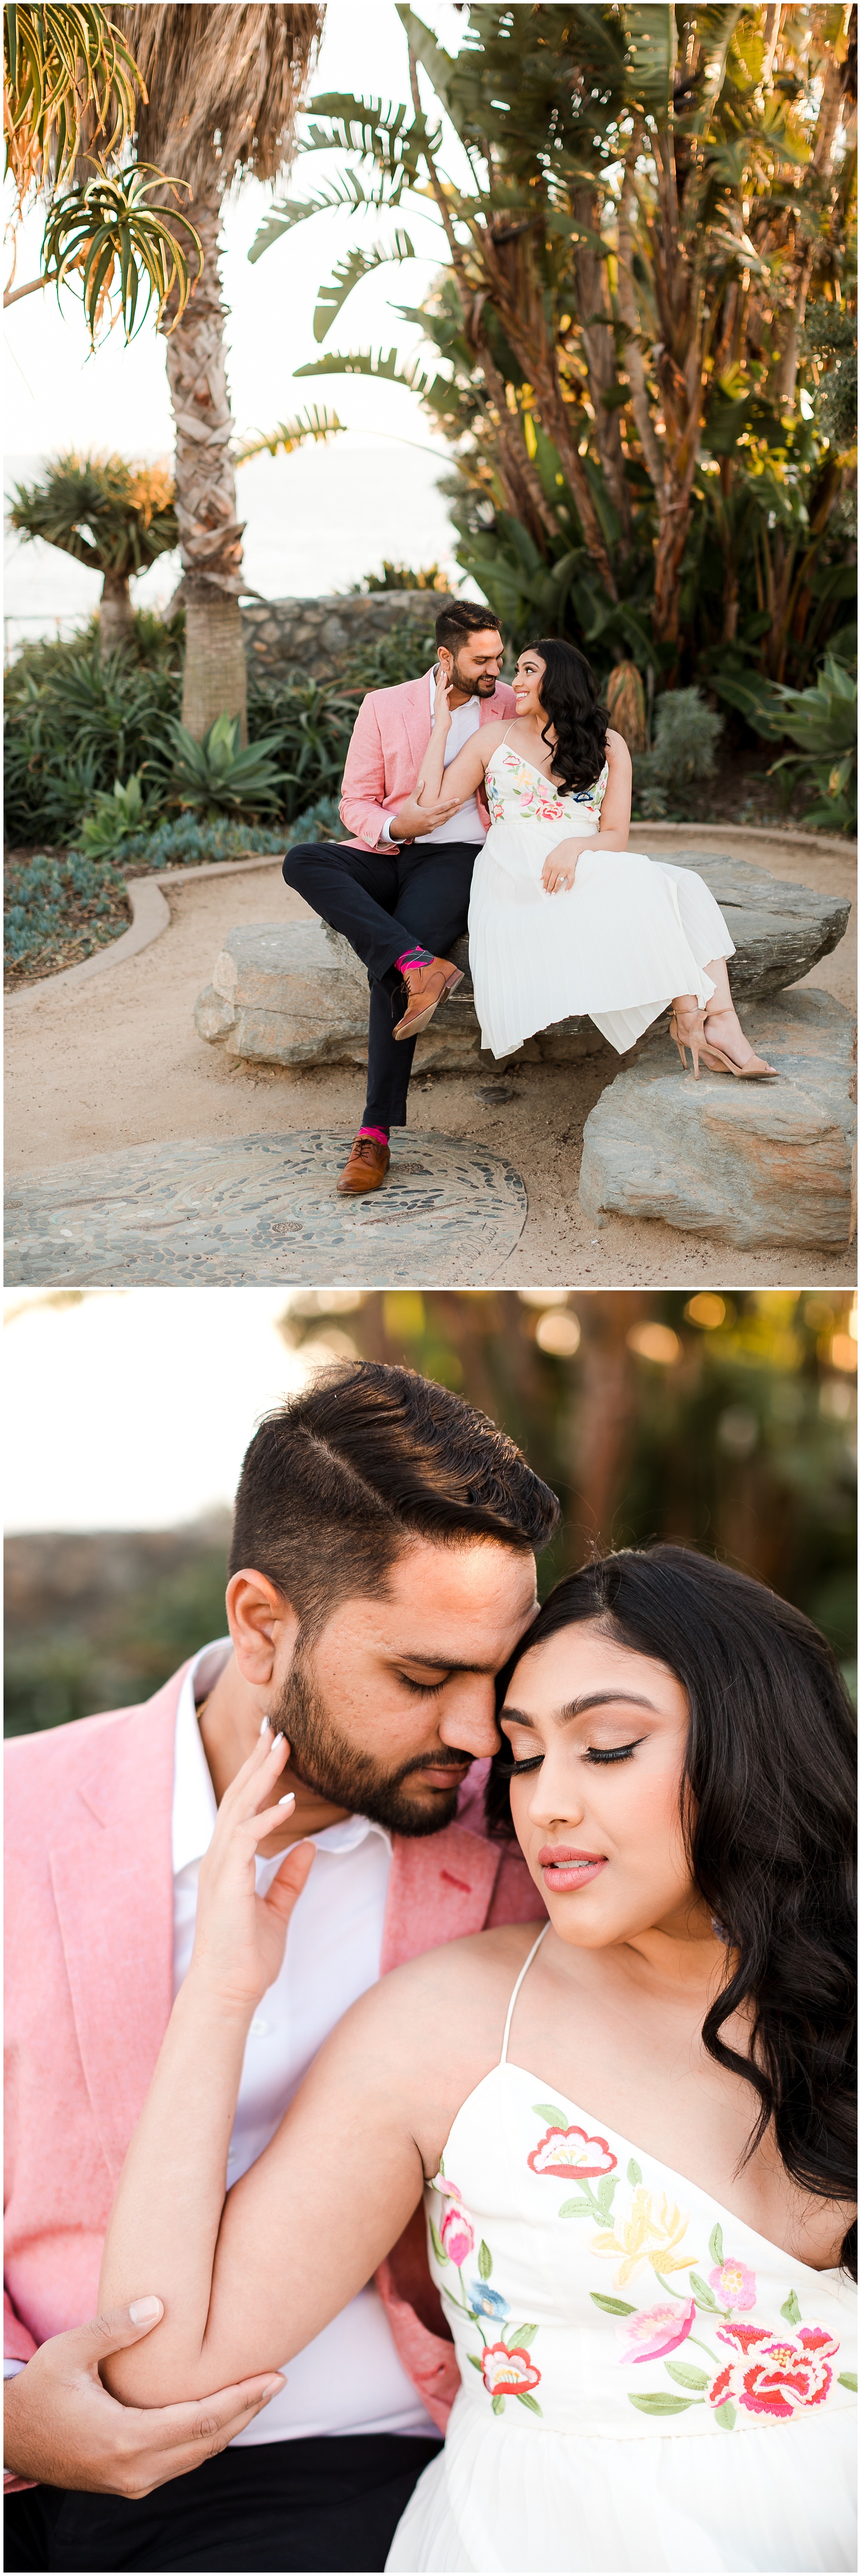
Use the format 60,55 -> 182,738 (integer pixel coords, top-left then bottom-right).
709,2321 -> 839,2422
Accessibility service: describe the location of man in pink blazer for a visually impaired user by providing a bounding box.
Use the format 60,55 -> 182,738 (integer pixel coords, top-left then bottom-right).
4,1360 -> 551,2573
281,599 -> 515,1196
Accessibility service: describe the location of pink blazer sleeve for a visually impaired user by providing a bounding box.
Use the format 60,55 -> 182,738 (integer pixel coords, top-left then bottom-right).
4,2286 -> 37,2365
339,693 -> 389,850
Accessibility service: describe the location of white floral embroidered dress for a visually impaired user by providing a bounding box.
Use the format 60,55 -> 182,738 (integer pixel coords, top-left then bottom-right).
467,738 -> 737,1060
387,1929 -> 857,2574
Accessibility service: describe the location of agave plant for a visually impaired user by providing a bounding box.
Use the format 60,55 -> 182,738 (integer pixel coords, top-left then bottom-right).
167,713 -> 286,820
79,772 -> 154,854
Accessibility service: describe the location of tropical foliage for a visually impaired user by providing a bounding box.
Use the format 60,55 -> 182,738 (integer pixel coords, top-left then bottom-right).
3,606 -> 438,851
7,452 -> 178,656
252,0 -> 856,803
3,3 -> 199,338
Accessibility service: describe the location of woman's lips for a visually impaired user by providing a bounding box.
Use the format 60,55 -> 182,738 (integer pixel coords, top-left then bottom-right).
538,1846 -> 607,1892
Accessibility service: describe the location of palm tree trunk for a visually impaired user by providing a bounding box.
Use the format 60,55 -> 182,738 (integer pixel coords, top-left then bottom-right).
164,181 -> 248,740
98,569 -> 135,657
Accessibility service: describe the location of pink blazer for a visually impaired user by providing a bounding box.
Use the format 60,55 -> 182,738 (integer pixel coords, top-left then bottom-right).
339,670 -> 516,851
4,1665 -> 544,2442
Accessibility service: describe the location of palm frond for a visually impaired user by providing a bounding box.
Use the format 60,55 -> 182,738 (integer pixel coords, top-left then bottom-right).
234,407 -> 346,465
313,232 -> 416,342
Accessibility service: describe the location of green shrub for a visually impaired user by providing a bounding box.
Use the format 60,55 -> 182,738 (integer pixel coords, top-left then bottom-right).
712,651 -> 858,831
632,687 -> 723,818
4,606 -> 435,850
4,637 -> 182,845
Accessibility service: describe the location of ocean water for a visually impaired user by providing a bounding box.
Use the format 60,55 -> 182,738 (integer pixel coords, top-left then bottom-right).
3,438 -> 477,658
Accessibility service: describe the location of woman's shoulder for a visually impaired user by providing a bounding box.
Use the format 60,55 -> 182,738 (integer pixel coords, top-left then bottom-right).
605,726 -> 631,770
344,1920 -> 541,2052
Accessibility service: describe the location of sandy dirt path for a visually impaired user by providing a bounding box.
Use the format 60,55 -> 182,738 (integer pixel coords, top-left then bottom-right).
6,831 -> 855,1288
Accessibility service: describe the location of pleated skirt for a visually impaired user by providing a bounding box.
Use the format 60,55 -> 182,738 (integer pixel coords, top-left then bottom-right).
467,823 -> 735,1059
386,2399 -> 857,2573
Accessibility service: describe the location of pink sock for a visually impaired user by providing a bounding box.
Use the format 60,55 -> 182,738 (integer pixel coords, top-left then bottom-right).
395,945 -> 434,974
357,1125 -> 389,1147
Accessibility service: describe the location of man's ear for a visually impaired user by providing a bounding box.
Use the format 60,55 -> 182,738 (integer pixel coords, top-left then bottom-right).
437,644 -> 453,675
226,1568 -> 299,1688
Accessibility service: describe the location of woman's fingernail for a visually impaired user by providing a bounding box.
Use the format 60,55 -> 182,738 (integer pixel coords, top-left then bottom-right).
261,2376 -> 285,2399
259,1716 -> 272,1737
129,2296 -> 163,2324
278,1791 -> 295,1809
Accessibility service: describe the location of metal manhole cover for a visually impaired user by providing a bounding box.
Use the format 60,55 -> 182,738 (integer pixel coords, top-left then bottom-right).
5,1133 -> 528,1287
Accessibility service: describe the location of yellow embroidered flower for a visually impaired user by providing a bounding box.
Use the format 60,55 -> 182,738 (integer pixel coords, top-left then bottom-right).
591,2188 -> 697,2291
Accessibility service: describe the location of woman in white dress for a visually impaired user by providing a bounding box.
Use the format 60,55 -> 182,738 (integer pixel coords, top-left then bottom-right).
98,1548 -> 855,2574
396,640 -> 776,1076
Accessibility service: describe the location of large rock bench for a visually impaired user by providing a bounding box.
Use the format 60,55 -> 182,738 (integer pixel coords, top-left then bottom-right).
579,989 -> 856,1249
195,849 -> 850,1073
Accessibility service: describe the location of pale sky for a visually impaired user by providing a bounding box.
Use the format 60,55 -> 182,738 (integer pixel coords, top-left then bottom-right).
2,1291 -> 353,1531
4,1 -> 475,619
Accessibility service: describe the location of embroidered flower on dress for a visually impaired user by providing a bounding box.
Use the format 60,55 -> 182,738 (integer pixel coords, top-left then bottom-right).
619,2296 -> 697,2365
708,2322 -> 838,2422
708,2256 -> 757,2311
468,2282 -> 510,2320
481,2343 -> 542,2396
440,2203 -> 475,2266
591,2186 -> 696,2288
529,2125 -> 617,2180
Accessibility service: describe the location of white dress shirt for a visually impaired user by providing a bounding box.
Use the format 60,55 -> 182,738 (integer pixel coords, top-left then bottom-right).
381,668 -> 486,848
171,1642 -> 436,2444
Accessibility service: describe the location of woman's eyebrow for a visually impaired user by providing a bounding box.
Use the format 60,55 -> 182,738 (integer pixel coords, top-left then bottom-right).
501,1690 -> 659,1733
559,1691 -> 659,1722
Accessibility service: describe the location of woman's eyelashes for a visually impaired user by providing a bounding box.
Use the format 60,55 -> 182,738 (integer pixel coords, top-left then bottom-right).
500,1735 -> 647,1778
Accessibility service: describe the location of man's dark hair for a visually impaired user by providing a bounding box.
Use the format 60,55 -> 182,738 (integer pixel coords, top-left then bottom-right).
230,1360 -> 559,1638
435,598 -> 502,654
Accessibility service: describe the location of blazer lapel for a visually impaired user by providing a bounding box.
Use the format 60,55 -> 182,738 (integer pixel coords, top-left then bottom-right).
381,1825 -> 500,1975
400,672 -> 433,780
49,1684 -> 179,2181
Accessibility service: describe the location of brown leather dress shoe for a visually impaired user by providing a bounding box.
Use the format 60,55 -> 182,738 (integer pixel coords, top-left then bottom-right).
393,955 -> 464,1040
336,1134 -> 391,1194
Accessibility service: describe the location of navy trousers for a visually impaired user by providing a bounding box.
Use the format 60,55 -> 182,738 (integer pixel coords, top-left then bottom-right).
2,2431 -> 443,2572
281,837 -> 480,1128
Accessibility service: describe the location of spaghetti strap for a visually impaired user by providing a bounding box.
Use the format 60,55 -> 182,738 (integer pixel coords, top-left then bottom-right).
499,1921 -> 550,2065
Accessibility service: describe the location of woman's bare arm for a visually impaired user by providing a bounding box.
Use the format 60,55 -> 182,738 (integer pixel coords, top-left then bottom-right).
97,1730 -> 517,2409
393,677 -> 508,843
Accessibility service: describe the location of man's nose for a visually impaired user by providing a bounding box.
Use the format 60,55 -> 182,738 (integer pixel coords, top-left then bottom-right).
438,1676 -> 500,1758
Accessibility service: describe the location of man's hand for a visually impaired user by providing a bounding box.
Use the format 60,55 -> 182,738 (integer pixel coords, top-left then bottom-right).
3,2301 -> 285,2499
389,791 -> 463,842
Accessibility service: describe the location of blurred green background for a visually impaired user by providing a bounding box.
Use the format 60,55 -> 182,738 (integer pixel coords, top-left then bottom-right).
5,1288 -> 856,1738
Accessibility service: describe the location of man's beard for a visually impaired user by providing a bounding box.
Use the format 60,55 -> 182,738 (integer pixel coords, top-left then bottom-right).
271,1641 -> 467,1838
451,652 -> 499,699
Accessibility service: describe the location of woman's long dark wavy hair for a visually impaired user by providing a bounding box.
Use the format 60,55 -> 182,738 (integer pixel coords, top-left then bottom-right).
529,637 -> 610,793
487,1545 -> 857,2275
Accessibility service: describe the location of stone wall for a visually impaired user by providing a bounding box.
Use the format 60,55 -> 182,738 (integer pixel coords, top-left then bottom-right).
241,591 -> 453,684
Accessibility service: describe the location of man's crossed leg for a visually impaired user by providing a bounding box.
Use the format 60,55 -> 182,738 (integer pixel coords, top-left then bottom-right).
281,837 -> 477,1193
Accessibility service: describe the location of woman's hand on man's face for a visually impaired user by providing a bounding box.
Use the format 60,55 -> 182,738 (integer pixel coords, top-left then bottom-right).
189,1727 -> 315,2018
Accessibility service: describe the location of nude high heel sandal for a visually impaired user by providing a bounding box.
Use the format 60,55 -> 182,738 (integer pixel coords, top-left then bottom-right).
698,1028 -> 778,1080
669,1005 -> 708,1079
